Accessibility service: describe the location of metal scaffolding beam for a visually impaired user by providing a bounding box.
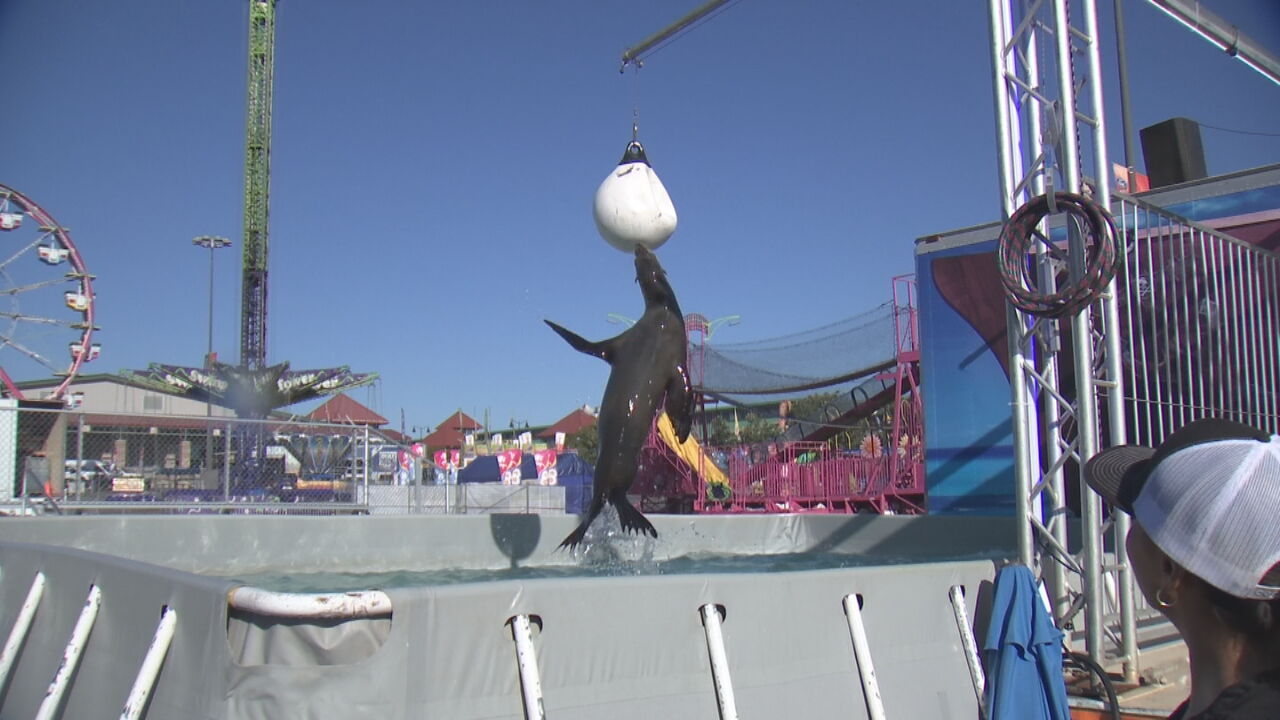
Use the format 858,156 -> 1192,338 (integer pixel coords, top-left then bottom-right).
1146,0 -> 1280,86
987,0 -> 1137,680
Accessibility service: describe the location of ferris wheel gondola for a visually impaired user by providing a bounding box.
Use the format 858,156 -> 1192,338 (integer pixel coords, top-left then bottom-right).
0,184 -> 97,402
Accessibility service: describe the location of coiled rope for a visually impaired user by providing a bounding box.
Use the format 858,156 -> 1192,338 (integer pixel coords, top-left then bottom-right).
997,192 -> 1119,318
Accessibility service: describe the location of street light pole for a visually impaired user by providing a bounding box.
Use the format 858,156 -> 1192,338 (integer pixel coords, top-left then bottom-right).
193,235 -> 232,370
192,235 -> 231,478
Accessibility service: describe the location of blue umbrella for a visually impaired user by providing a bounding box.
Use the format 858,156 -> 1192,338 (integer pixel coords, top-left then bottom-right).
982,564 -> 1071,720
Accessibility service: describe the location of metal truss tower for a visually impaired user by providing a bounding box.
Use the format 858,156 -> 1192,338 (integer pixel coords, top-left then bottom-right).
987,0 -> 1137,677
241,0 -> 276,370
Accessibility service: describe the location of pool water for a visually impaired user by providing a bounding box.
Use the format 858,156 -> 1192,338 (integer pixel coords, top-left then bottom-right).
223,549 -> 1005,593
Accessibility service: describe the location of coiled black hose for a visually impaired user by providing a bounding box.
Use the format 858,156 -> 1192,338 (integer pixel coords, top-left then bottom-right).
997,192 -> 1119,319
1064,650 -> 1121,720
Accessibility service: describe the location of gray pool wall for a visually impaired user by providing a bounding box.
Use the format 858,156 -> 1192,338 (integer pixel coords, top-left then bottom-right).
0,513 -> 1018,575
0,514 -> 1014,719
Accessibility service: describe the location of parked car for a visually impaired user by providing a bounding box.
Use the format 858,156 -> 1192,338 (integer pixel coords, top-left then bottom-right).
63,460 -> 115,493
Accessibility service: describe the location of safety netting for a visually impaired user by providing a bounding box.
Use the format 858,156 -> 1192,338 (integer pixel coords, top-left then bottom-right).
698,302 -> 898,397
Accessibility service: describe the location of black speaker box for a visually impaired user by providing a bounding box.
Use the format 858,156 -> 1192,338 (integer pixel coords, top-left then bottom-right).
1140,117 -> 1207,188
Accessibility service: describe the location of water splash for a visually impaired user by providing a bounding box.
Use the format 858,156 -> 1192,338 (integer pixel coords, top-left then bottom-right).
573,505 -> 660,576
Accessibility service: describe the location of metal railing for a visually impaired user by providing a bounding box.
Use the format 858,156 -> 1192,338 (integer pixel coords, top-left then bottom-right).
1112,192 -> 1280,444
639,434 -> 926,515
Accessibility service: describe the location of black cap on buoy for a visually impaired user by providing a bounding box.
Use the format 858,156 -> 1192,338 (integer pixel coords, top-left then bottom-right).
618,140 -> 650,167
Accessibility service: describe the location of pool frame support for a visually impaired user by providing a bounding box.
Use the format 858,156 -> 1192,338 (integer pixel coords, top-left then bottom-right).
227,586 -> 394,619
699,603 -> 739,720
842,593 -> 886,720
0,572 -> 45,690
121,606 -> 177,720
949,585 -> 987,719
510,614 -> 546,720
37,584 -> 101,720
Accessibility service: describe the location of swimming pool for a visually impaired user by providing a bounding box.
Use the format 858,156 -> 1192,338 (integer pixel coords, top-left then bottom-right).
0,513 -> 1014,719
221,547 -> 1011,592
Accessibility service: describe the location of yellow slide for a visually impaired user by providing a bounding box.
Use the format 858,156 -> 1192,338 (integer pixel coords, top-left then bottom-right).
656,412 -> 732,497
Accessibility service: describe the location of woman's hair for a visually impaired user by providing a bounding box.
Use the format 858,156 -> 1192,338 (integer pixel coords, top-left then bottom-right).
1203,562 -> 1280,647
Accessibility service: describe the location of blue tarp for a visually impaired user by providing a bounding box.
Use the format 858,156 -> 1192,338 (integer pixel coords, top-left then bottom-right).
555,453 -> 594,515
982,564 -> 1070,720
456,455 -> 537,484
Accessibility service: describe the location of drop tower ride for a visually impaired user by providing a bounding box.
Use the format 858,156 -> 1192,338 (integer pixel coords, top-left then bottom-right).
126,0 -> 376,417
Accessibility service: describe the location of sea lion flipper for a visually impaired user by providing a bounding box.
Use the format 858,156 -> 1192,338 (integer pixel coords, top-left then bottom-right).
559,496 -> 605,550
666,364 -> 694,443
544,320 -> 615,363
613,492 -> 657,538
559,523 -> 590,551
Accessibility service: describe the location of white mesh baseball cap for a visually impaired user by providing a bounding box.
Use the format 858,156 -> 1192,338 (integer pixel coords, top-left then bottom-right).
1084,418 -> 1280,600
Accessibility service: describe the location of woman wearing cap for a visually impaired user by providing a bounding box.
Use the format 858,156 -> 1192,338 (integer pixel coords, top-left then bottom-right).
1084,418 -> 1280,719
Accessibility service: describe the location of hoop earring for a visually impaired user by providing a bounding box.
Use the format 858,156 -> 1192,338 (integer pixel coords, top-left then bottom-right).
1155,586 -> 1178,609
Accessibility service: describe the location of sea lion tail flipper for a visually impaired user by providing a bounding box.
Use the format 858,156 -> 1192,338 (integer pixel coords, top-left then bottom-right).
612,493 -> 657,539
559,497 -> 605,551
559,521 -> 591,551
544,320 -> 614,363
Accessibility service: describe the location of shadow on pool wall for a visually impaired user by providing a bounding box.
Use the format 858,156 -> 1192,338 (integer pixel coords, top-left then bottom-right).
490,513 -> 541,568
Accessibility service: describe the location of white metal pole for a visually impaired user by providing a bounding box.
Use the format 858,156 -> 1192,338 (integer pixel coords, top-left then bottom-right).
949,586 -> 987,719
510,614 -> 546,720
36,584 -> 101,720
699,604 -> 739,720
1144,0 -> 1280,84
988,0 -> 1043,569
228,587 -> 393,619
120,606 -> 177,720
223,422 -> 232,500
1049,0 -> 1108,665
0,572 -> 45,688
362,425 -> 370,508
842,593 -> 887,720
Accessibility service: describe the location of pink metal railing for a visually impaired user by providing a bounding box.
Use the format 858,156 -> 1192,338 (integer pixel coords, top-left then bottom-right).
634,428 -> 924,515
633,275 -> 927,515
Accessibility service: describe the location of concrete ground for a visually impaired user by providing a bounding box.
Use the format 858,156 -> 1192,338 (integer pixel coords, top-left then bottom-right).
1069,612 -> 1189,716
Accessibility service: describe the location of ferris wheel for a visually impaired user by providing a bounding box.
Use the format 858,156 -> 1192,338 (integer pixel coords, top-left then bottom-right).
0,184 -> 97,403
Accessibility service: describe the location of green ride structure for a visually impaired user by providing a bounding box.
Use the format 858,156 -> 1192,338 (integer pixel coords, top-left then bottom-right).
125,0 -> 377,483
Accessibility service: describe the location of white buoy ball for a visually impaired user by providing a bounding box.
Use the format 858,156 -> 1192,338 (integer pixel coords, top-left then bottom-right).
593,141 -> 678,253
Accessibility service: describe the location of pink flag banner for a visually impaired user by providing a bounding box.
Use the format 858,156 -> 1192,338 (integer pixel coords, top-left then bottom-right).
534,449 -> 558,486
497,449 -> 523,485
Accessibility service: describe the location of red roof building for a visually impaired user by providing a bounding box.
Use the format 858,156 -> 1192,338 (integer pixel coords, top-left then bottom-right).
378,428 -> 412,445
537,407 -> 597,440
421,410 -> 483,451
306,393 -> 388,427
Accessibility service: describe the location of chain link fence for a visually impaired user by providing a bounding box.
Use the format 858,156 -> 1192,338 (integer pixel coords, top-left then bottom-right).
0,403 -> 566,516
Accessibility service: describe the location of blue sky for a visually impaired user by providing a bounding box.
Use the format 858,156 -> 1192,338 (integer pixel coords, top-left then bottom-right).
1,1 -> 1277,436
